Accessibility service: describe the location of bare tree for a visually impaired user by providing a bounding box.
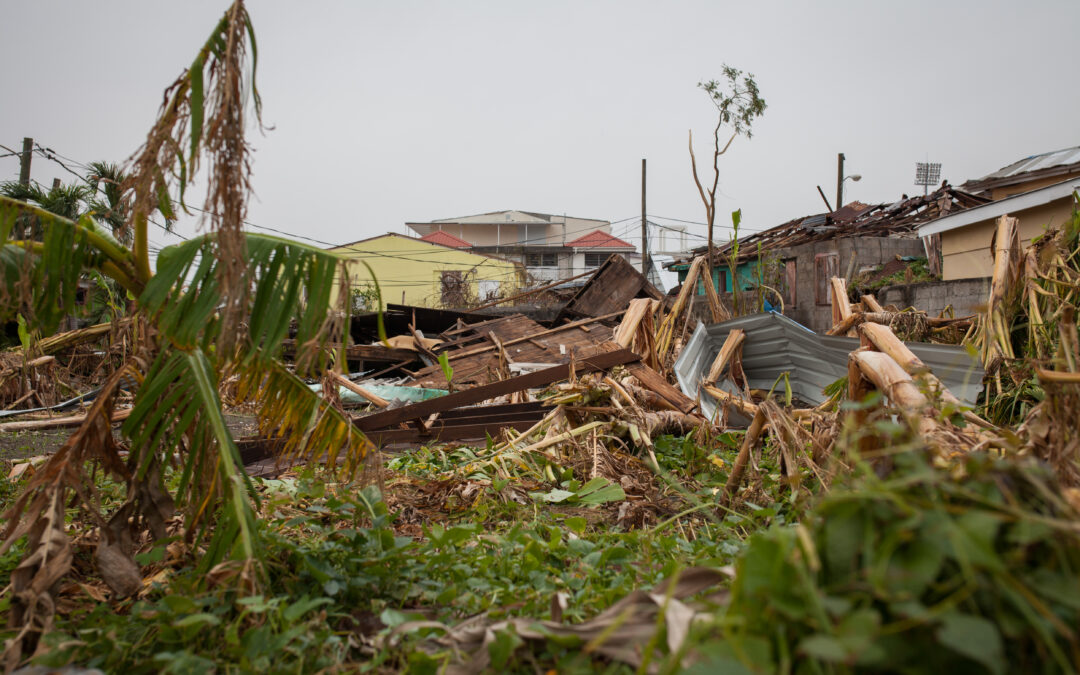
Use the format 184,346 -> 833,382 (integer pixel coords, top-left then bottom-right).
689,65 -> 766,269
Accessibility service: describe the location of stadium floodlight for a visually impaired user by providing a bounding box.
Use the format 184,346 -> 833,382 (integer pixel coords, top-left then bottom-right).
915,162 -> 942,195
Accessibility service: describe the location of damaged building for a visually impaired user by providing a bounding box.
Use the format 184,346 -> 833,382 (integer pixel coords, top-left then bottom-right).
667,185 -> 988,332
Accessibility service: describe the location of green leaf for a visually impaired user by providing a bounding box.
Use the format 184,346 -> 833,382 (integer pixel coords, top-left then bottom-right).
282,597 -> 333,622
564,516 -> 587,535
173,613 -> 221,628
574,477 -> 626,506
531,489 -> 575,504
798,634 -> 848,662
189,55 -> 205,162
16,314 -> 29,351
936,613 -> 1004,675
437,352 -> 454,385
488,626 -> 524,670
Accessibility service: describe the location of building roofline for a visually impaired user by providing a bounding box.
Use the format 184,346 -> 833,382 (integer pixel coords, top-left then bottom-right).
918,178 -> 1080,237
406,210 -> 609,226
330,232 -> 521,264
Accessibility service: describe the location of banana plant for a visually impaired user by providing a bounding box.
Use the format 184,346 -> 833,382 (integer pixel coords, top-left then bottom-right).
0,0 -> 374,664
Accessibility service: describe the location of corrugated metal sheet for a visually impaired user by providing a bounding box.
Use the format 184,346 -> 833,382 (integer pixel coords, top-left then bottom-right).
980,146 -> 1080,180
675,312 -> 984,422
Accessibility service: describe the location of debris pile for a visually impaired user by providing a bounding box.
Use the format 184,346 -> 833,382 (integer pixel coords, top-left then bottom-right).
825,275 -> 972,342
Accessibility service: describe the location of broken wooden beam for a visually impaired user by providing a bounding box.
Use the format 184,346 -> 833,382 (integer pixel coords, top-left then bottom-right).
625,362 -> 697,414
352,348 -> 640,432
0,407 -> 132,433
333,374 -> 390,408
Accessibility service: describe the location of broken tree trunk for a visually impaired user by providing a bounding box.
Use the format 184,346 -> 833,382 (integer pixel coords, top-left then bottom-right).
830,277 -> 855,336
705,329 -> 746,384
721,408 -> 767,507
858,322 -> 996,431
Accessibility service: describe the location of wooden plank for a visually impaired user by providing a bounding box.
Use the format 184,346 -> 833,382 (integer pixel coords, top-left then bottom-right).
282,340 -> 416,363
366,419 -> 540,445
334,374 -> 390,408
626,362 -> 698,414
559,255 -> 663,321
353,348 -> 640,432
425,312 -> 622,365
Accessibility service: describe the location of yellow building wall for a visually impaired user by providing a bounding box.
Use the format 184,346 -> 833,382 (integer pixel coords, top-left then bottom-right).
330,235 -> 523,308
990,170 -> 1080,200
940,199 -> 1075,280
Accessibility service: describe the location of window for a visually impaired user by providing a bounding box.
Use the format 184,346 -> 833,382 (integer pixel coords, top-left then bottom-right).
815,253 -> 838,306
525,253 -> 558,267
584,252 -> 607,268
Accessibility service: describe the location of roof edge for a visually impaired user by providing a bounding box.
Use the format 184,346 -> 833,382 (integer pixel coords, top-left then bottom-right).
918,179 -> 1080,237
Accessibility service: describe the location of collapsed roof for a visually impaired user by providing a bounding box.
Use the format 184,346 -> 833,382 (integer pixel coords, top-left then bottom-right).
669,184 -> 988,267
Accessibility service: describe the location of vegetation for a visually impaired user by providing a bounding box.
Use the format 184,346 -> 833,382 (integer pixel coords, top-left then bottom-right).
0,0 -> 376,665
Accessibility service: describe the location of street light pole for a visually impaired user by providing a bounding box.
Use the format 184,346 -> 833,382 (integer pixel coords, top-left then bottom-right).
835,152 -> 845,212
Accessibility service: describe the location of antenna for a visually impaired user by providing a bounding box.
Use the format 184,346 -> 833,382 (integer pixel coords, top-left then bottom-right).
914,161 -> 942,196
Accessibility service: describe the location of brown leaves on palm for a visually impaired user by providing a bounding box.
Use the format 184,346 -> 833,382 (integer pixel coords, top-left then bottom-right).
0,364 -> 138,668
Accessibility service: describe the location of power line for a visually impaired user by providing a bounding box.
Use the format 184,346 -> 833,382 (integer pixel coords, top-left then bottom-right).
33,144 -> 87,182
26,141 -> 657,270
648,214 -> 768,233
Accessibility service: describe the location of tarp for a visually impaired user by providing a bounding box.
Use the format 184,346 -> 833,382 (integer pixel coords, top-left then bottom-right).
674,312 -> 984,422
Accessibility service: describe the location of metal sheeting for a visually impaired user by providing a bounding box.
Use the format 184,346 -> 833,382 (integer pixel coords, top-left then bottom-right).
980,146 -> 1080,180
675,312 -> 984,422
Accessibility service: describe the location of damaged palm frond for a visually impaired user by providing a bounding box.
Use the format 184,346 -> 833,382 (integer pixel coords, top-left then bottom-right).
0,364 -> 138,667
140,231 -> 350,376
125,0 -> 261,301
121,350 -> 261,584
235,360 -> 374,478
0,200 -> 135,333
0,3 -> 371,648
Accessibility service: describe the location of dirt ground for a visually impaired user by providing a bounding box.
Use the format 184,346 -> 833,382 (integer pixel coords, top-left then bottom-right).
0,428 -> 73,462
0,410 -> 262,466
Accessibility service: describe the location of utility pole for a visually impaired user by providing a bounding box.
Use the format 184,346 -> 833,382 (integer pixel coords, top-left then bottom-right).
640,158 -> 648,276
835,152 -> 844,213
18,137 -> 33,186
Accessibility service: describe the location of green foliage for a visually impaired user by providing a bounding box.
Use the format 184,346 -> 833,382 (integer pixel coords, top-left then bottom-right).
698,451 -> 1080,673
437,351 -> 454,389
859,256 -> 933,292
698,65 -> 767,139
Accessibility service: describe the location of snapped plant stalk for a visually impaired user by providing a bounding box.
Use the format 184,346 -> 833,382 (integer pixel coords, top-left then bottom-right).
0,1 -> 381,666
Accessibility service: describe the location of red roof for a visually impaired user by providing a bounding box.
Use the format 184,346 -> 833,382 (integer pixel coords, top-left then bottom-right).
420,230 -> 472,248
566,229 -> 634,248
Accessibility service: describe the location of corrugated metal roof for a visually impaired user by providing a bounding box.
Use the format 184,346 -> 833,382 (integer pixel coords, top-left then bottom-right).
978,146 -> 1080,181
674,312 -> 984,424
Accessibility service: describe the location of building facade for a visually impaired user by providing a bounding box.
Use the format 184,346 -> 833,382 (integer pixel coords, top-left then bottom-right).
330,233 -> 524,309
919,178 -> 1080,280
406,210 -> 636,282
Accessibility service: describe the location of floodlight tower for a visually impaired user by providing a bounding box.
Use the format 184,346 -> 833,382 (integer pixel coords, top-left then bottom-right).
915,161 -> 942,196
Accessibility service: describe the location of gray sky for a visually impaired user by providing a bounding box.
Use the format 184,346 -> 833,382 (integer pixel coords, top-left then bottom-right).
2,0 -> 1078,260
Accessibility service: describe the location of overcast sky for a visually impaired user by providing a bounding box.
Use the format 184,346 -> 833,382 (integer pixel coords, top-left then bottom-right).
2,1 -> 1077,260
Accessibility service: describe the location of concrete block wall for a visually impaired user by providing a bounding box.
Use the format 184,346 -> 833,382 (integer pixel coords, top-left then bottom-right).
780,236 -> 926,332
876,277 -> 990,317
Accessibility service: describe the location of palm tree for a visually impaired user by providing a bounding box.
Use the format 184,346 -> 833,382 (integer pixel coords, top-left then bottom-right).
0,1 -> 375,664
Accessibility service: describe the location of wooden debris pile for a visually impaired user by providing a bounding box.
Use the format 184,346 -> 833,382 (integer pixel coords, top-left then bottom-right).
825,275 -> 972,342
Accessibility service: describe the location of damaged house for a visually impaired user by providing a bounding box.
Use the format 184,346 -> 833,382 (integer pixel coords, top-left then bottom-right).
667,185 -> 988,332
